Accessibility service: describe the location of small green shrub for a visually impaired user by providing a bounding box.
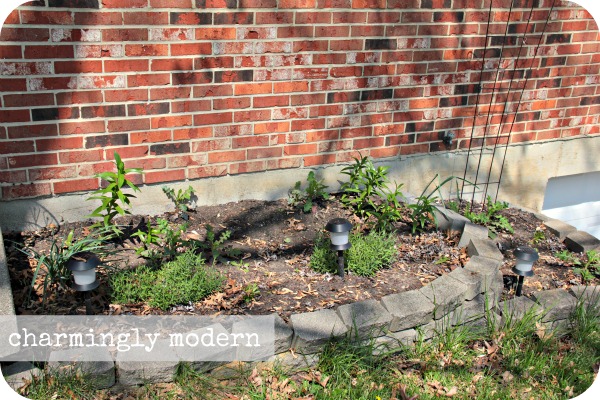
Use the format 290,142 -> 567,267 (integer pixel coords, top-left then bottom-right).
310,230 -> 397,277
408,175 -> 460,234
288,171 -> 329,213
110,250 -> 224,310
163,185 -> 195,212
132,218 -> 189,266
557,249 -> 600,283
87,152 -> 142,236
464,195 -> 514,238
196,224 -> 240,264
339,154 -> 405,229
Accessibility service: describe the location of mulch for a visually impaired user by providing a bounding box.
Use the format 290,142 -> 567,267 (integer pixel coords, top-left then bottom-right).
3,195 -> 597,321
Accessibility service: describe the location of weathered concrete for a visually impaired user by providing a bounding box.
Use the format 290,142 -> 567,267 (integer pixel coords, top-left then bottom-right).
434,206 -> 470,233
336,299 -> 393,339
497,296 -> 542,321
290,309 -> 348,354
464,256 -> 503,291
544,219 -> 577,240
1,362 -> 42,392
231,314 -> 293,360
457,222 -> 489,248
47,347 -> 115,389
372,329 -> 418,355
532,289 -> 577,322
116,340 -> 180,386
381,290 -> 435,332
467,238 -> 503,261
564,230 -> 600,253
419,274 -> 469,319
569,285 -> 600,312
447,267 -> 483,301
0,227 -> 19,359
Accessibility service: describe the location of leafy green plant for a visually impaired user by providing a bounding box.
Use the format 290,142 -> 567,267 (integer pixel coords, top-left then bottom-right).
310,229 -> 397,277
339,154 -> 405,229
555,249 -> 599,283
288,171 -> 329,213
243,282 -> 260,303
340,154 -> 390,218
197,224 -> 240,264
110,250 -> 224,310
17,229 -> 109,307
132,218 -> 189,266
87,152 -> 142,236
464,195 -> 514,238
531,228 -> 546,245
163,185 -> 195,212
408,175 -> 457,234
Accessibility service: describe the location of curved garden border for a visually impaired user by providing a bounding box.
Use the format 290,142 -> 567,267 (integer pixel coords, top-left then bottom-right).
1,203 -> 599,391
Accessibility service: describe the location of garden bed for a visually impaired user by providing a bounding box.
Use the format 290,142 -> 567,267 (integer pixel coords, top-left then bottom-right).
3,193 -> 599,321
3,195 -> 465,319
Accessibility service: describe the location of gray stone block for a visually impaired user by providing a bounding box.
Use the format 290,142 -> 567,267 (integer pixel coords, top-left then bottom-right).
381,290 -> 435,332
467,238 -> 504,261
569,285 -> 600,312
2,362 -> 43,392
0,227 -> 19,359
565,231 -> 600,253
532,289 -> 577,322
419,274 -> 469,319
172,323 -> 233,373
231,314 -> 293,360
372,329 -> 417,355
47,347 -> 115,389
464,255 -> 502,291
542,319 -> 570,337
210,361 -> 254,380
290,309 -> 348,354
257,351 -> 319,373
116,340 -> 180,386
447,267 -> 483,300
497,296 -> 542,322
434,206 -> 470,232
457,222 -> 489,248
544,219 -> 577,239
336,299 -> 393,339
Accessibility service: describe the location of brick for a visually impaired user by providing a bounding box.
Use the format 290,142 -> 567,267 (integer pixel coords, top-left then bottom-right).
169,12 -> 212,25
86,134 -> 128,148
59,121 -> 105,135
247,147 -> 282,159
0,29 -> 49,42
189,165 -> 228,179
102,0 -> 147,7
144,170 -> 186,184
36,137 -> 83,151
53,178 -> 99,194
171,43 -> 212,56
2,183 -> 52,199
150,142 -> 190,155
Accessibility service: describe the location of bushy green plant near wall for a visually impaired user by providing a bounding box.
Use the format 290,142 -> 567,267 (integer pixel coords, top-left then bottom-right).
288,171 -> 329,213
310,230 -> 397,277
87,152 -> 142,236
110,250 -> 224,310
464,195 -> 514,238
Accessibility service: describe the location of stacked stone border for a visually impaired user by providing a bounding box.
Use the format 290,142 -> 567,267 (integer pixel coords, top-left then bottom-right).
2,205 -> 600,391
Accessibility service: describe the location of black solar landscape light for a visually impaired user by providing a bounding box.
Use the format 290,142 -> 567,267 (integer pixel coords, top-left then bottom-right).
67,252 -> 101,315
325,218 -> 352,279
512,246 -> 539,297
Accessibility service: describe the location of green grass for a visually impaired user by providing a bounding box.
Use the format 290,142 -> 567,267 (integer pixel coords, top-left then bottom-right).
19,298 -> 600,400
110,250 -> 225,310
310,229 -> 397,277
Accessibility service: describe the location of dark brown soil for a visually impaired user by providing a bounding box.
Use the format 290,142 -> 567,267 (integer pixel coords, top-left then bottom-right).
3,196 -> 597,320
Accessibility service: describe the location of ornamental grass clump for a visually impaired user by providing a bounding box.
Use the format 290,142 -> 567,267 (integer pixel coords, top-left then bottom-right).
310,229 -> 397,277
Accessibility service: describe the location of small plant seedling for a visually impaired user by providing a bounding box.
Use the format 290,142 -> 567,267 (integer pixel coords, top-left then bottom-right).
162,185 -> 195,213
408,174 -> 457,234
434,255 -> 451,265
463,196 -> 513,238
531,228 -> 546,245
243,282 -> 260,303
230,259 -> 250,272
288,171 -> 329,213
87,152 -> 142,237
197,224 -> 240,264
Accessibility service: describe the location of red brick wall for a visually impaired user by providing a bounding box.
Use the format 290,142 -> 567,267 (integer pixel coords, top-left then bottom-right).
1,0 -> 599,200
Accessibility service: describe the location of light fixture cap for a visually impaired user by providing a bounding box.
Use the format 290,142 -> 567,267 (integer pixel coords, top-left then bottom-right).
325,218 -> 352,233
512,266 -> 534,277
513,246 -> 539,262
67,252 -> 100,272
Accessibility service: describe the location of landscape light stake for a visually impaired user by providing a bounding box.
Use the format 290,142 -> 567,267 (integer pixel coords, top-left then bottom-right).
325,218 -> 352,279
511,246 -> 538,297
67,252 -> 101,315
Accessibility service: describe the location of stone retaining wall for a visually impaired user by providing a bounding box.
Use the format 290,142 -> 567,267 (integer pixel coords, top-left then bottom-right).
2,205 -> 600,391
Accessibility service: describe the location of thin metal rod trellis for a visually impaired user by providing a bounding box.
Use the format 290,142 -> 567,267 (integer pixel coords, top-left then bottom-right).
481,0 -> 537,203
495,0 -> 557,203
471,0 -> 516,208
460,0 -> 494,201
